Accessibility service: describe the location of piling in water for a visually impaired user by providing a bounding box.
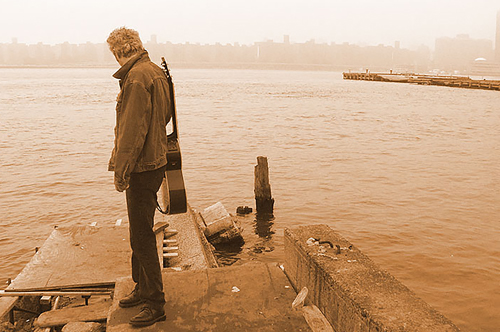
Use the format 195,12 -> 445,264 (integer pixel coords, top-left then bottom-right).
254,156 -> 274,214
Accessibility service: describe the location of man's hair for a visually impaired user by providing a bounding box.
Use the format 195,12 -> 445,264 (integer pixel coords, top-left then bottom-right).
107,27 -> 144,58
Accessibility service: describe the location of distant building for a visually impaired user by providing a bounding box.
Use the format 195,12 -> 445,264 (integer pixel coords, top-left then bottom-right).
496,11 -> 500,62
434,34 -> 493,73
471,57 -> 500,76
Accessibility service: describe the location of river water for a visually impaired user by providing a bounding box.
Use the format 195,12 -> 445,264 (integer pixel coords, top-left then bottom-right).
0,67 -> 499,331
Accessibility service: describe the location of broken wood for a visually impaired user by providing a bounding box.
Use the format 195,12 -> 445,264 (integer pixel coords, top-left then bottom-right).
163,247 -> 179,252
0,291 -> 110,297
164,229 -> 178,239
291,286 -> 334,331
200,202 -> 242,245
254,156 -> 274,214
35,299 -> 111,328
42,296 -> 60,332
153,221 -> 169,234
163,253 -> 179,258
292,287 -> 309,309
301,305 -> 334,332
4,283 -> 114,293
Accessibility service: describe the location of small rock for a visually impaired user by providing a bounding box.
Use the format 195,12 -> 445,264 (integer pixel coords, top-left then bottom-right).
236,206 -> 253,215
62,322 -> 104,332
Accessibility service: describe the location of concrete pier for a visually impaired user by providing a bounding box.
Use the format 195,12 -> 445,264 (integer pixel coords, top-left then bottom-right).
284,225 -> 460,332
2,210 -> 462,331
106,262 -> 311,331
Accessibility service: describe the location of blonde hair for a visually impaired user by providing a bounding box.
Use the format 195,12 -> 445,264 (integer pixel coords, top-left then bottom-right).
107,27 -> 144,58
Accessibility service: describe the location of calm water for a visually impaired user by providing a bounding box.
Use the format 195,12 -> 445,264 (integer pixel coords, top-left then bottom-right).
0,67 -> 499,331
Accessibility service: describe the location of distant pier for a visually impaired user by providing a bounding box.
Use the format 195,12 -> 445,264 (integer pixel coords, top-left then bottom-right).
343,71 -> 500,91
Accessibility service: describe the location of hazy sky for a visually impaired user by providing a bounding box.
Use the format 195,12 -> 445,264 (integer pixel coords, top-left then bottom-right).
1,0 -> 499,49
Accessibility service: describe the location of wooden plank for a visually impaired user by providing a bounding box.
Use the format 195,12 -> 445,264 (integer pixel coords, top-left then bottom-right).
42,296 -> 61,332
301,305 -> 334,332
153,221 -> 169,234
163,246 -> 179,252
164,228 -> 178,238
3,283 -> 114,293
0,297 -> 18,321
154,222 -> 172,268
0,291 -> 110,297
35,299 -> 112,328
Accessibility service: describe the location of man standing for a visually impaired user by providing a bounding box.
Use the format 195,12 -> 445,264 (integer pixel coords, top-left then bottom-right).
107,27 -> 171,327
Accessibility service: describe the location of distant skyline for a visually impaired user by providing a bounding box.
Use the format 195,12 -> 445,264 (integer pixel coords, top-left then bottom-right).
1,0 -> 499,49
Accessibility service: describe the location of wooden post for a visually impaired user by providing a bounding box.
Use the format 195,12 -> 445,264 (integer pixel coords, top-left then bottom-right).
254,156 -> 274,214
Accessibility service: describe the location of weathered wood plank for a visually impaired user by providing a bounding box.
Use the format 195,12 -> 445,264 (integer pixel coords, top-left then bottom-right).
35,299 -> 112,328
0,291 -> 110,297
0,297 -> 18,321
153,221 -> 169,234
301,305 -> 334,332
2,283 -> 114,293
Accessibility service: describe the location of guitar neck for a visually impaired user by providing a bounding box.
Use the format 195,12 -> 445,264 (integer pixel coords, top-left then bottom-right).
161,57 -> 179,140
168,83 -> 179,140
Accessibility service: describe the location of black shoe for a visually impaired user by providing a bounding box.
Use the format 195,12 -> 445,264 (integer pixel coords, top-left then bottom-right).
119,289 -> 145,308
129,304 -> 166,327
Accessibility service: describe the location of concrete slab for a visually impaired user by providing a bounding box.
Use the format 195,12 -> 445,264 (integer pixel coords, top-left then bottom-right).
284,225 -> 460,332
6,224 -> 130,292
1,224 -> 130,320
107,262 -> 311,332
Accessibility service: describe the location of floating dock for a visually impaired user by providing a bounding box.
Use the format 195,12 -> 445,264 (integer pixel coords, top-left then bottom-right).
343,71 -> 500,91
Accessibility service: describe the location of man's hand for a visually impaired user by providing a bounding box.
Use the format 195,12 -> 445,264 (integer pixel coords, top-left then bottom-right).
114,175 -> 130,192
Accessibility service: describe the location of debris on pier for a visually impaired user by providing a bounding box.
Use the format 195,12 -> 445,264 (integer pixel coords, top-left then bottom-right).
200,202 -> 243,246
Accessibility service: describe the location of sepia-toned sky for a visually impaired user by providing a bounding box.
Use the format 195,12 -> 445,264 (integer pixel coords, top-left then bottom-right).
1,0 -> 499,49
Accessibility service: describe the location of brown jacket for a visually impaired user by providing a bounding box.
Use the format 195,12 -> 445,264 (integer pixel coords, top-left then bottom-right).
108,51 -> 172,191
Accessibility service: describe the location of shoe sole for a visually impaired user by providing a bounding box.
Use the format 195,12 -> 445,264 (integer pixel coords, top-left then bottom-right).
129,314 -> 166,327
119,299 -> 145,308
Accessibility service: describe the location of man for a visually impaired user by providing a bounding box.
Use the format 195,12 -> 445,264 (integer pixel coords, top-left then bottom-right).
106,27 -> 171,327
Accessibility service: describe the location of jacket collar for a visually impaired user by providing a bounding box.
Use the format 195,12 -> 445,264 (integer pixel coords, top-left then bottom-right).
112,50 -> 150,80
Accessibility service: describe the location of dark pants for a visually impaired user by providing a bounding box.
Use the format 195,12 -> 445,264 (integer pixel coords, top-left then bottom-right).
125,165 -> 167,309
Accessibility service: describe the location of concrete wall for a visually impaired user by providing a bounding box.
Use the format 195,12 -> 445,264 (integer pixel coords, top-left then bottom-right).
284,225 -> 460,332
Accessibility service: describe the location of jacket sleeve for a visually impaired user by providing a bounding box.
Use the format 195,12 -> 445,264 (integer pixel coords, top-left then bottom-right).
113,81 -> 152,190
